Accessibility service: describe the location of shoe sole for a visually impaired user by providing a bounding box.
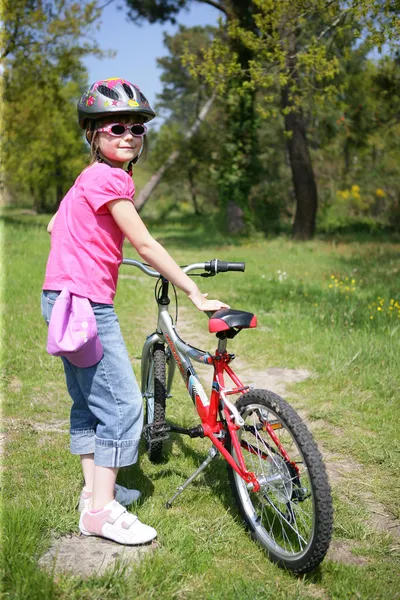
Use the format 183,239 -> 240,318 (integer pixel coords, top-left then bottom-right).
79,523 -> 157,546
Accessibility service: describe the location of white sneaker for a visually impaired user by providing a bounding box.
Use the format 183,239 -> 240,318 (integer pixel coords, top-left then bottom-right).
79,499 -> 157,545
78,484 -> 141,512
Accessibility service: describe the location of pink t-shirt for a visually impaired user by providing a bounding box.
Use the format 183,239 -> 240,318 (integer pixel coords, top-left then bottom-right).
43,163 -> 135,303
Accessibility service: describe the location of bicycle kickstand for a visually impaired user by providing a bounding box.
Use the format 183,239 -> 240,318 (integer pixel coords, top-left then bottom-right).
165,446 -> 219,509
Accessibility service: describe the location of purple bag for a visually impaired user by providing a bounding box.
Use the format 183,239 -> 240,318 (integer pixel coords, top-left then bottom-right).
47,288 -> 103,368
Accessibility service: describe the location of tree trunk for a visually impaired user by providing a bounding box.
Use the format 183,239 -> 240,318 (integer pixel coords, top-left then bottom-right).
281,32 -> 318,240
188,167 -> 201,215
135,94 -> 215,213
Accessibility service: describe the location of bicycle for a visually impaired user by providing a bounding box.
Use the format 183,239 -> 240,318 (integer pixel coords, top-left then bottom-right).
122,257 -> 333,574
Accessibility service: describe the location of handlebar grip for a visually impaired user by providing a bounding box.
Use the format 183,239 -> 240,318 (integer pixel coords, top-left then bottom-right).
205,259 -> 245,274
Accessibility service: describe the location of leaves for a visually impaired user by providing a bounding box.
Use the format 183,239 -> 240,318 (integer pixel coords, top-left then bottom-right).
2,0 -> 105,211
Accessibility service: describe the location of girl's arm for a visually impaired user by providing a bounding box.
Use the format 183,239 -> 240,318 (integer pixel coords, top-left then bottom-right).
47,212 -> 58,234
108,199 -> 229,312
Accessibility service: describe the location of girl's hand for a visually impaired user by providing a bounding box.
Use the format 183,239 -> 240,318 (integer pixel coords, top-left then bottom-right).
188,289 -> 230,312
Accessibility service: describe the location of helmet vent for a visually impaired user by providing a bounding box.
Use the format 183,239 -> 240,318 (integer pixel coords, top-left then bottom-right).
97,85 -> 119,100
122,83 -> 134,99
139,92 -> 149,104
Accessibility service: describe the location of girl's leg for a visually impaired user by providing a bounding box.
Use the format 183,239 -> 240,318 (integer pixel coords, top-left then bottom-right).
81,453 -> 95,490
91,465 -> 118,510
76,304 -> 143,471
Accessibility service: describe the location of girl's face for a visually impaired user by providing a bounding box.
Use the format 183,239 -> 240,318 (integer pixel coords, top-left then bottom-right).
96,115 -> 144,167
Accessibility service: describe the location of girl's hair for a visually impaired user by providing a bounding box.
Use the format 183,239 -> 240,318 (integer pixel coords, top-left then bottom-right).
86,114 -> 148,170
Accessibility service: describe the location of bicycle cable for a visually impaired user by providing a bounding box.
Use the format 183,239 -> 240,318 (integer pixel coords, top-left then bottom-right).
154,277 -> 179,325
154,270 -> 210,327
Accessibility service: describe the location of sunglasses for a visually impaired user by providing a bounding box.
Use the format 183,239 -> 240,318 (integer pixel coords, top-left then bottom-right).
97,123 -> 148,137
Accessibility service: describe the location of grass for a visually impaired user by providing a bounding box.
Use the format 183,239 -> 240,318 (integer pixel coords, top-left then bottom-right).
1,208 -> 400,599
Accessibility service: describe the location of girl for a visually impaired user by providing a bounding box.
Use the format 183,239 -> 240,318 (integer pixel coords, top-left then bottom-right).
42,78 -> 229,545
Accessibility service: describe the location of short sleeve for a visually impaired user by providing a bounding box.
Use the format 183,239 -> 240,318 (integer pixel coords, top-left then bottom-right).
82,164 -> 135,213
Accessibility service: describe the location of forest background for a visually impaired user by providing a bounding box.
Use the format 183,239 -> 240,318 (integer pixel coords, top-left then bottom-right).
2,0 -> 400,240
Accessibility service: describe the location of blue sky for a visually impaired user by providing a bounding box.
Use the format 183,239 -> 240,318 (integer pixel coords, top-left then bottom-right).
84,2 -> 219,128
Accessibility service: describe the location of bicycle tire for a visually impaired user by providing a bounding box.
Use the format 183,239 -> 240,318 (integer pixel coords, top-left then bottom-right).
144,343 -> 166,462
227,389 -> 333,574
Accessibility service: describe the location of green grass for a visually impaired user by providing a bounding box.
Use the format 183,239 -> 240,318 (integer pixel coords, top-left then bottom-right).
1,208 -> 400,599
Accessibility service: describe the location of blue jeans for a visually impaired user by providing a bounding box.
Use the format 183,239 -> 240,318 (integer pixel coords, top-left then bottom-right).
41,291 -> 143,468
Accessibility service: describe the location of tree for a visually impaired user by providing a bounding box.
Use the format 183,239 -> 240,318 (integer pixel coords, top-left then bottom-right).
134,25 -> 221,213
183,0 -> 400,238
1,0 -> 104,211
122,0 -> 265,234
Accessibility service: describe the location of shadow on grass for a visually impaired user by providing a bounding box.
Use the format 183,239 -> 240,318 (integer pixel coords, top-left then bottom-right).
146,213 -> 250,250
316,222 -> 399,245
0,213 -> 49,231
334,243 -> 400,289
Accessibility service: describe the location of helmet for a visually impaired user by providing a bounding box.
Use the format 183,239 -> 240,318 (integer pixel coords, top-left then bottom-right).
77,78 -> 156,129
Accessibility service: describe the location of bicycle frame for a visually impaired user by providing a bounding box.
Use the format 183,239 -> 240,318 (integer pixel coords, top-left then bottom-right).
141,303 -> 260,490
121,258 -> 259,490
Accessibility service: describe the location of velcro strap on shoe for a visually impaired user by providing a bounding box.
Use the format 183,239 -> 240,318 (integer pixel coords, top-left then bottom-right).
107,503 -> 127,524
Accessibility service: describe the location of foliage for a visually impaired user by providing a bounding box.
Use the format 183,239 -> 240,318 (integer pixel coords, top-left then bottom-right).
1,0 -> 105,212
149,26 -> 223,215
183,0 -> 400,113
180,0 -> 400,238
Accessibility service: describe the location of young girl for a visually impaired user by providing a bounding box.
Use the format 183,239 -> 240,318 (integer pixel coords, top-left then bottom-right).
42,78 -> 229,545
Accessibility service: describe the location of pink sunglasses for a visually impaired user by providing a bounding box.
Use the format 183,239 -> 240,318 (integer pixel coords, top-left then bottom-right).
97,123 -> 147,137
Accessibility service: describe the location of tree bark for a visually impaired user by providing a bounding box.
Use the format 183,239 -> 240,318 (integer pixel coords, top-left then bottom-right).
134,93 -> 215,213
282,32 -> 318,240
188,167 -> 201,215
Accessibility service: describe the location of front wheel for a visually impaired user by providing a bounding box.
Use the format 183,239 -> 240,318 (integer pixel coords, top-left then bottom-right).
144,343 -> 167,462
227,389 -> 333,574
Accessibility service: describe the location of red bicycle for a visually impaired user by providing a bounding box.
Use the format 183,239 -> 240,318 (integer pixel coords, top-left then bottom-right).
122,258 -> 333,574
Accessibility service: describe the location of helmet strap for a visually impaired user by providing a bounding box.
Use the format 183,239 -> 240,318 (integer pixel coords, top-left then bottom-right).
95,148 -> 134,178
95,148 -> 114,169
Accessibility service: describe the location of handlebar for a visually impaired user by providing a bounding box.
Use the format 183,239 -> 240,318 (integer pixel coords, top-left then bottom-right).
121,258 -> 245,277
205,259 -> 245,274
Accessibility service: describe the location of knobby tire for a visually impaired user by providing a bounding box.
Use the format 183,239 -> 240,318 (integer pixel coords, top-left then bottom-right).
227,389 -> 333,574
145,343 -> 166,463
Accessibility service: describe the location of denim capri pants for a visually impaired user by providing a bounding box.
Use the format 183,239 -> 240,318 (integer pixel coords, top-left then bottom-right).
41,290 -> 143,468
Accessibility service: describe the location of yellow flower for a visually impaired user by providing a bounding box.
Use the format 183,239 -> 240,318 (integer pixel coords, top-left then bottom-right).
370,316 -> 374,320
377,307 -> 382,311
375,188 -> 385,197
328,284 -> 333,288
351,184 -> 360,193
331,275 -> 335,280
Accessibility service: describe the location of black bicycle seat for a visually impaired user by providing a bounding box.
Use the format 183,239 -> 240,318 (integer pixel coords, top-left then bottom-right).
209,309 -> 257,333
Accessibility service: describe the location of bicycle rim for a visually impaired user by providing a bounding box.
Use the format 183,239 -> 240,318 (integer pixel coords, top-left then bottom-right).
228,390 -> 333,573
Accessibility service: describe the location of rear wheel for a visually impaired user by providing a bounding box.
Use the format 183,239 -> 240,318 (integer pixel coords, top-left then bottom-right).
227,389 -> 333,574
144,343 -> 166,462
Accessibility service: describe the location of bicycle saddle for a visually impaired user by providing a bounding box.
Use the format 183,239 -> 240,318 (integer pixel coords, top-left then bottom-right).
208,309 -> 257,333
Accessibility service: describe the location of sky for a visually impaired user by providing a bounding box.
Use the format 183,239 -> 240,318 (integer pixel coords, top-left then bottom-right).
84,2 -> 219,128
